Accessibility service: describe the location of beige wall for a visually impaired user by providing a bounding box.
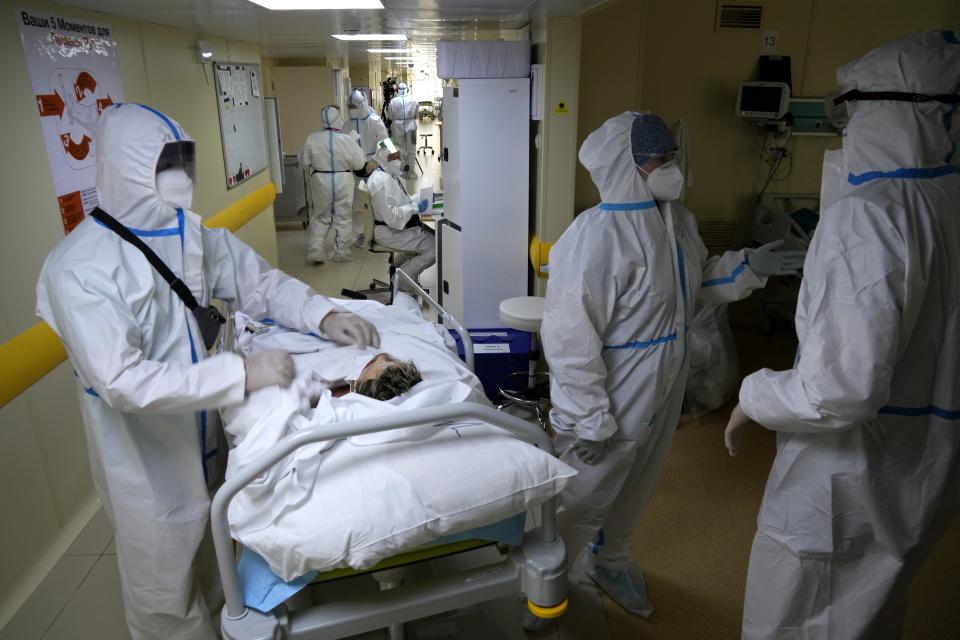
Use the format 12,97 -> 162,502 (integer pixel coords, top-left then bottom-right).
273,66 -> 337,153
0,0 -> 277,623
576,0 -> 960,238
531,16 -> 583,294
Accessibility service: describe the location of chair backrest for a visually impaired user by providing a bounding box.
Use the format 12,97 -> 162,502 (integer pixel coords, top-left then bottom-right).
355,182 -> 378,251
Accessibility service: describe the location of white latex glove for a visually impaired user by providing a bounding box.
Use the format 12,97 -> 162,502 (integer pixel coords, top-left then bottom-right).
746,240 -> 806,277
320,311 -> 381,349
724,403 -> 752,457
244,350 -> 294,393
572,437 -> 607,465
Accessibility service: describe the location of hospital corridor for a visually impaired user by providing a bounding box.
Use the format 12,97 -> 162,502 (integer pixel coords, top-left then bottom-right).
2,1 -> 959,640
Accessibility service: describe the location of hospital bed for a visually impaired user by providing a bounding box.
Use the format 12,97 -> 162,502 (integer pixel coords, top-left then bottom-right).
212,270 -> 570,639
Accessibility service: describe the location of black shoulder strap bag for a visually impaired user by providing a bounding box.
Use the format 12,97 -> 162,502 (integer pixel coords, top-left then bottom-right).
90,208 -> 225,351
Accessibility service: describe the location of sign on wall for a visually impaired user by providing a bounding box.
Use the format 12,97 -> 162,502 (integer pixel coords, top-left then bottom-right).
15,7 -> 124,234
213,63 -> 267,189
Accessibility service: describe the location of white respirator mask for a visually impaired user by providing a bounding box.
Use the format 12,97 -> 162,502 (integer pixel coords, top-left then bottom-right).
641,160 -> 685,201
386,159 -> 403,176
156,168 -> 194,210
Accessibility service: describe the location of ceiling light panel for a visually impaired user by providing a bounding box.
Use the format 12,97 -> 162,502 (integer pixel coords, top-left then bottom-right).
249,0 -> 384,9
332,33 -> 406,40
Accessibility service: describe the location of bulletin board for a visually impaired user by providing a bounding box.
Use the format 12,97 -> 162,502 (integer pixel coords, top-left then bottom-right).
213,62 -> 267,189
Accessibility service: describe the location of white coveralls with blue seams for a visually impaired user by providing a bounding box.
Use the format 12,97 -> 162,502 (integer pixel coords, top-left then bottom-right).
386,82 -> 419,179
347,89 -> 389,247
727,30 -> 960,640
36,103 -> 378,640
541,112 -> 802,618
299,105 -> 367,262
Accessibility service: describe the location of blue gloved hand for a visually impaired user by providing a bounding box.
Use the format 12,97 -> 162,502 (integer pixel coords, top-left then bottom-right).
746,240 -> 806,277
572,437 -> 607,465
417,199 -> 429,213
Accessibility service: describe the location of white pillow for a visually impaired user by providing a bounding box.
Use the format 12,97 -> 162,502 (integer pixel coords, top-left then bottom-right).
229,418 -> 575,582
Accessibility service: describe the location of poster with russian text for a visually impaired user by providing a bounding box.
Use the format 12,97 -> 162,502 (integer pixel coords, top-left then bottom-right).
16,7 -> 124,233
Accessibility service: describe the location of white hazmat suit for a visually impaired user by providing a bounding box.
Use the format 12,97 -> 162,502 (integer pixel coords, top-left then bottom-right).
299,105 -> 366,262
542,112 -> 769,615
386,82 -> 418,178
737,30 -> 960,640
367,142 -> 435,285
348,90 -> 389,245
36,104 -> 348,640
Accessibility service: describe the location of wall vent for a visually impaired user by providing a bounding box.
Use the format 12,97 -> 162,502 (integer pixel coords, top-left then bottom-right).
716,3 -> 763,31
698,221 -> 739,255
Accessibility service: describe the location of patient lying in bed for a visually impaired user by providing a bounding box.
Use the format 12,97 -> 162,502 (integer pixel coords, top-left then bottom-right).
222,296 -> 575,582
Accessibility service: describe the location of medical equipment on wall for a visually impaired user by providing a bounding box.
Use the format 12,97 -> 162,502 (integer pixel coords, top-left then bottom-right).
736,81 -> 791,121
436,41 -> 531,328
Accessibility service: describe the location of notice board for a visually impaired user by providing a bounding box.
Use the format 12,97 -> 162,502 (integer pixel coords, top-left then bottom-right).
213,62 -> 267,189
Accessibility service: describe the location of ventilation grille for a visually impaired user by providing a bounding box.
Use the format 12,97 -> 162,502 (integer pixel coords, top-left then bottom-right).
716,3 -> 763,30
698,221 -> 738,255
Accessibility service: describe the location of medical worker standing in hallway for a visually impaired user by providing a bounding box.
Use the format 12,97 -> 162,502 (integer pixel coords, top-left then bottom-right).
725,31 -> 960,640
36,103 -> 379,640
347,89 -> 389,247
386,82 -> 418,179
300,105 -> 369,262
541,112 -> 802,617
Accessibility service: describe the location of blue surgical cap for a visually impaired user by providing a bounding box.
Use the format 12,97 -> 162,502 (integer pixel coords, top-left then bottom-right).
630,114 -> 677,166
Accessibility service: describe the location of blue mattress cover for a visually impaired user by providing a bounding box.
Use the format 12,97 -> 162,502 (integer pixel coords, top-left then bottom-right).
237,513 -> 527,612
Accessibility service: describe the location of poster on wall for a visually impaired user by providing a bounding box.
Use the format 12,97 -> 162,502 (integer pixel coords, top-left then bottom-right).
15,7 -> 124,234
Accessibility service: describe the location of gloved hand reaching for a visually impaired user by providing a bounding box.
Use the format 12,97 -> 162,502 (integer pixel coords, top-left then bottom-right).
320,311 -> 381,349
724,403 -> 752,457
572,437 -> 607,465
244,350 -> 295,393
746,240 -> 806,277
417,199 -> 429,213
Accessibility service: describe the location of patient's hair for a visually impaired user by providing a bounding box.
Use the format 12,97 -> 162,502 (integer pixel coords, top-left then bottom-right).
354,360 -> 423,401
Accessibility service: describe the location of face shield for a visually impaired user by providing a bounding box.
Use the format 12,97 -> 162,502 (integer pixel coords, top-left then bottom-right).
378,138 -> 401,162
156,141 -> 196,209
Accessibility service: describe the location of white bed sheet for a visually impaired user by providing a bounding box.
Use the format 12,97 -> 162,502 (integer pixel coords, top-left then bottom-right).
222,297 -> 575,581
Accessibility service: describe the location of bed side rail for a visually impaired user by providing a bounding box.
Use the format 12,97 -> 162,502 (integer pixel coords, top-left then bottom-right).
392,268 -> 474,373
213,401 -> 557,620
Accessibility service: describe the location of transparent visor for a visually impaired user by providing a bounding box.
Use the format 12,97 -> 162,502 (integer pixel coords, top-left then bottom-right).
378,138 -> 401,161
156,141 -> 196,181
635,150 -> 676,172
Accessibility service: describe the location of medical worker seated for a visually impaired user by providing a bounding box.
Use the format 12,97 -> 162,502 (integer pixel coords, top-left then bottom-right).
35,103 -> 379,640
541,112 -> 803,619
364,138 -> 435,289
725,30 -> 960,640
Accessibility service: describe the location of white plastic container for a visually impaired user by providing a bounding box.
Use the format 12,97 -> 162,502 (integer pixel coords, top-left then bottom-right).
436,41 -> 531,79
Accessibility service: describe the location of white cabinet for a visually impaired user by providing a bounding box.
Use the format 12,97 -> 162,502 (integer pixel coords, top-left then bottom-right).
439,78 -> 530,327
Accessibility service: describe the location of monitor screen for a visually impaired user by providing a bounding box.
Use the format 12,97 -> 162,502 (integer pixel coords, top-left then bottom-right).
740,85 -> 784,114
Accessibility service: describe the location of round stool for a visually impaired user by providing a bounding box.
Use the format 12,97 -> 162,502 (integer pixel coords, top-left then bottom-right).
498,297 -> 550,428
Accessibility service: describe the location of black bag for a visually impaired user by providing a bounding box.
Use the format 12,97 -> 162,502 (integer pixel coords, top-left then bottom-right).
90,208 -> 225,350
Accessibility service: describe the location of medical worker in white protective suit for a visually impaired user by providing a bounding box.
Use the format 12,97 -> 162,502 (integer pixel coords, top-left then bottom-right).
386,82 -> 418,179
36,103 -> 379,640
366,138 -> 434,285
300,105 -> 370,262
348,89 -> 389,247
541,112 -> 803,617
724,30 -> 960,640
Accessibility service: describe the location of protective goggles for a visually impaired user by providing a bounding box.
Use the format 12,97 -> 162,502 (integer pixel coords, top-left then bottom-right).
156,141 -> 196,181
825,89 -> 960,129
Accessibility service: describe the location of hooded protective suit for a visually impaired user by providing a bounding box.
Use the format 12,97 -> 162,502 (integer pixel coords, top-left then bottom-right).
348,90 -> 389,243
737,31 -> 960,640
542,112 -> 767,602
367,142 -> 435,284
386,82 -> 418,177
299,105 -> 366,261
36,104 -> 345,640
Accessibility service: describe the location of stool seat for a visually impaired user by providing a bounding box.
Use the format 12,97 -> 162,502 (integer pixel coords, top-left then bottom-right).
499,296 -> 545,333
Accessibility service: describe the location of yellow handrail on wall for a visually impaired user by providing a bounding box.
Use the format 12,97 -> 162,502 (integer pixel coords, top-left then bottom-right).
0,181 -> 277,410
